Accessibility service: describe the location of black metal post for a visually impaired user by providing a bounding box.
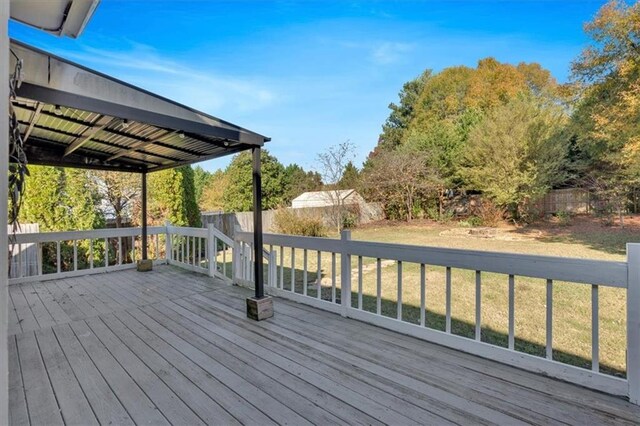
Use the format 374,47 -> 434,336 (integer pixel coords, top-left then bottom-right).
252,147 -> 264,299
141,171 -> 148,261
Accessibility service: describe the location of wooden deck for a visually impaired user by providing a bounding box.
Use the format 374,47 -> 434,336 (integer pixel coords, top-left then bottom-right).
8,266 -> 640,425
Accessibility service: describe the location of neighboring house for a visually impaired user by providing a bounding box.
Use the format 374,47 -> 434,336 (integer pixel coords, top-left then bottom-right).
291,189 -> 366,209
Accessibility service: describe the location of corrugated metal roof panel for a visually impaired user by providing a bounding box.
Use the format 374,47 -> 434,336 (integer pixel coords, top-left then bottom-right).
10,39 -> 269,173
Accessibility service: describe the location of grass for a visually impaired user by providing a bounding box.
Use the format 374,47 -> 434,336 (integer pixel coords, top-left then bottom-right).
262,216 -> 640,377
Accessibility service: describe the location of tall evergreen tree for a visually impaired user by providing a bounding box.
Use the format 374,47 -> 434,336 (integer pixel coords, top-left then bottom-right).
147,166 -> 201,227
223,150 -> 286,212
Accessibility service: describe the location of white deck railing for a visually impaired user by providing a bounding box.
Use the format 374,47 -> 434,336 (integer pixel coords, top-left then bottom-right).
235,229 -> 640,405
7,223 -> 233,285
8,224 -> 640,404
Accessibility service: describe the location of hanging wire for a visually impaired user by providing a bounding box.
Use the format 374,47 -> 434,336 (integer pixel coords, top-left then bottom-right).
8,52 -> 29,232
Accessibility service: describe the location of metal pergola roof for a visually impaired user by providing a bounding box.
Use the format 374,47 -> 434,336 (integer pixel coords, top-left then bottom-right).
9,39 -> 270,173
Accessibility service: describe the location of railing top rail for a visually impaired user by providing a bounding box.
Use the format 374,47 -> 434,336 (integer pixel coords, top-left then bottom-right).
9,226 -> 166,244
242,231 -> 628,288
209,225 -> 234,246
236,231 -> 341,252
346,239 -> 627,287
166,225 -> 208,238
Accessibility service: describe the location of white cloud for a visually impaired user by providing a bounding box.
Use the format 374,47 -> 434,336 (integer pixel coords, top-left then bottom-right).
58,42 -> 278,116
371,41 -> 414,65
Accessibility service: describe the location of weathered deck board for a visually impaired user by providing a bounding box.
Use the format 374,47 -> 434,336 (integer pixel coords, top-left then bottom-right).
202,288 -> 614,425
8,266 -> 640,425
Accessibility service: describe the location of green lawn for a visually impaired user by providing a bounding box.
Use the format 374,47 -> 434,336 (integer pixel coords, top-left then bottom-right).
265,217 -> 640,377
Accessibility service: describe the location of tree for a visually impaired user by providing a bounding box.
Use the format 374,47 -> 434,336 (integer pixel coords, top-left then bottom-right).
145,166 -> 201,226
462,96 -> 569,219
222,150 -> 286,212
316,141 -> 358,230
362,150 -> 443,221
569,0 -> 640,223
19,166 -> 67,231
377,70 -> 431,152
65,169 -> 104,230
91,171 -> 140,228
19,166 -> 103,231
369,58 -> 562,190
192,165 -> 212,206
337,161 -> 360,190
282,164 -> 323,205
199,169 -> 228,212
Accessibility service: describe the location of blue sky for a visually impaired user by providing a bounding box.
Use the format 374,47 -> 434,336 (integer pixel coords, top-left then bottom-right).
9,0 -> 606,172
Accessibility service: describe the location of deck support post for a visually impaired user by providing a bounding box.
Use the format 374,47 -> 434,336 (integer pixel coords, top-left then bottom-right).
137,171 -> 152,272
247,146 -> 272,320
627,243 -> 640,404
0,1 -> 10,422
340,229 -> 351,317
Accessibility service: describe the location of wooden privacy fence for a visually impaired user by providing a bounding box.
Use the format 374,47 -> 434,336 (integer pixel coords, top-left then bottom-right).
538,188 -> 591,214
234,230 -> 640,405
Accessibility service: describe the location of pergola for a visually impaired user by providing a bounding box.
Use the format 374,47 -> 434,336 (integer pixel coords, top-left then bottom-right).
8,40 -> 270,301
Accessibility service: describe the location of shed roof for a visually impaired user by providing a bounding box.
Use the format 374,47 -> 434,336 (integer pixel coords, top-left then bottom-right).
9,39 -> 269,173
292,189 -> 357,204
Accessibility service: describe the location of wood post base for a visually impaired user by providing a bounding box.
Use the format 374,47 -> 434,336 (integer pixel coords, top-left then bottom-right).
137,259 -> 153,272
246,296 -> 274,321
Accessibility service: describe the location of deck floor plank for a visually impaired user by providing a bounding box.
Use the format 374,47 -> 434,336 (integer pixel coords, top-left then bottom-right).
19,283 -> 58,330
7,265 -> 640,425
35,329 -> 99,425
15,331 -> 64,426
206,287 -> 618,425
127,307 -> 313,426
116,309 -> 278,426
82,317 -> 206,426
9,285 -> 39,333
142,303 -> 372,426
8,336 -> 28,426
29,281 -> 71,325
67,320 -> 171,425
165,297 -> 463,425
180,294 -> 512,425
52,323 -> 136,426
8,294 -> 23,335
98,313 -> 242,426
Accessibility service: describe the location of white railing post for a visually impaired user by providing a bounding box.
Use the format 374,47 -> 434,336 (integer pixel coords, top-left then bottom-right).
341,229 -> 352,317
164,221 -> 172,263
627,243 -> 640,404
207,224 -> 215,278
233,225 -> 242,284
270,250 -> 277,288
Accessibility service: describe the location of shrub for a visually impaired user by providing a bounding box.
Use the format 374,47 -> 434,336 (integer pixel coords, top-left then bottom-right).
274,209 -> 327,237
341,212 -> 358,229
478,200 -> 505,227
556,210 -> 572,226
460,216 -> 484,228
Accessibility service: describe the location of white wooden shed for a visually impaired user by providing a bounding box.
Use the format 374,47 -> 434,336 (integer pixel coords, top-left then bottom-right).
291,189 -> 365,209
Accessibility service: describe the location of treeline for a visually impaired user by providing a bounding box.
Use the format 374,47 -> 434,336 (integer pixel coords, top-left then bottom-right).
358,0 -> 640,223
19,166 -> 200,231
194,150 -> 358,213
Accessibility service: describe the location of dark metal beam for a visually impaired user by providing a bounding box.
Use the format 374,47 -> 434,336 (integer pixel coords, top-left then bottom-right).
147,144 -> 250,173
21,136 -> 148,173
15,82 -> 259,143
23,102 -> 43,142
106,129 -> 177,162
65,115 -> 119,156
13,101 -> 227,157
252,147 -> 265,299
141,172 -> 148,261
16,119 -> 180,165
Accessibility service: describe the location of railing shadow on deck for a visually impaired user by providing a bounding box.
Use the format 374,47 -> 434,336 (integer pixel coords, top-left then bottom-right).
267,264 -> 625,379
